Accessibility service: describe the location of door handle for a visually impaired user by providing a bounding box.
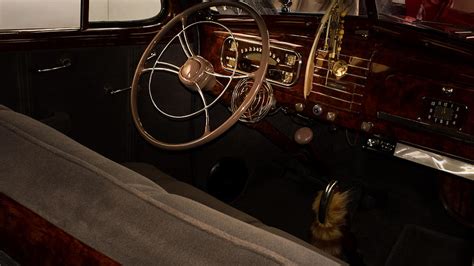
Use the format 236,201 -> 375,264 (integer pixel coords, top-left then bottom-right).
37,58 -> 72,73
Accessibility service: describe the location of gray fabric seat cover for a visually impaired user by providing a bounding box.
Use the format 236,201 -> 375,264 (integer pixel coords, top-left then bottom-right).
0,106 -> 344,265
123,162 -> 317,249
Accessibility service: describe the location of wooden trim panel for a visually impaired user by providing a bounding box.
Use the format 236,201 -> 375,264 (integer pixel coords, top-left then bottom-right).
0,193 -> 119,265
200,15 -> 474,162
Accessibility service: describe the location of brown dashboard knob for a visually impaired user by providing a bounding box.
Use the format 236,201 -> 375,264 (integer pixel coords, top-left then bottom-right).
294,127 -> 314,145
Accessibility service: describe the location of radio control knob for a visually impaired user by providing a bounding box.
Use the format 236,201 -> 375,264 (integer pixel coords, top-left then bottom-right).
295,103 -> 305,112
312,104 -> 323,116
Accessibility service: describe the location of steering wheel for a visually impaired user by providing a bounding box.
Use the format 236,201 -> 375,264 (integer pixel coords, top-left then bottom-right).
130,1 -> 270,150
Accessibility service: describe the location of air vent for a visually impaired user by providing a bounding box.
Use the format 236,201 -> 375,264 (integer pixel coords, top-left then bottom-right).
310,50 -> 371,113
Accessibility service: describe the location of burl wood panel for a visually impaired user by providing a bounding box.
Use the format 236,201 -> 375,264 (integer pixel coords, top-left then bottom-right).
439,174 -> 474,227
201,16 -> 374,130
199,15 -> 474,161
0,193 -> 119,266
366,28 -> 474,160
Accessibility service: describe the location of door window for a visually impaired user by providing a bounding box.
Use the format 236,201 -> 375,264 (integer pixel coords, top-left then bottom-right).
89,0 -> 163,22
0,0 -> 81,30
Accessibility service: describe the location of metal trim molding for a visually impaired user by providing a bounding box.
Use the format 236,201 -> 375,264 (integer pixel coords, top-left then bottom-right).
394,143 -> 474,181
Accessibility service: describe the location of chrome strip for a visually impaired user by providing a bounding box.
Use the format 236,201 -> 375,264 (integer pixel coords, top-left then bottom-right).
214,31 -> 304,48
314,65 -> 368,80
313,57 -> 370,70
312,82 -> 364,97
394,143 -> 474,181
313,73 -> 366,88
310,91 -> 362,105
0,27 -> 79,34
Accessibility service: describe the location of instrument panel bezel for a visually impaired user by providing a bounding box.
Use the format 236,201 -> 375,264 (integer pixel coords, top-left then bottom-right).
220,35 -> 302,87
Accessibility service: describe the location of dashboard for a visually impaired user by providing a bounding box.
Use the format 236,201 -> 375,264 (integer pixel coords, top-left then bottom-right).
200,15 -> 474,178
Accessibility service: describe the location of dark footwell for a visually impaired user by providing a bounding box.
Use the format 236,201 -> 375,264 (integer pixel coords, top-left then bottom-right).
229,145 -> 473,266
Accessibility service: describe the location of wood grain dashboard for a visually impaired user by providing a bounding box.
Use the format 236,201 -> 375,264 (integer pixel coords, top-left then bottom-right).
199,15 -> 474,163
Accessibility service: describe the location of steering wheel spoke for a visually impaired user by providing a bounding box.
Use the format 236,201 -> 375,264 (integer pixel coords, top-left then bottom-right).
142,61 -> 181,75
208,71 -> 254,80
179,18 -> 195,58
194,84 -> 211,135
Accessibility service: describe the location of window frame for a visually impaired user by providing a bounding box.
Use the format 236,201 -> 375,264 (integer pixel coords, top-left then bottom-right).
0,0 -> 192,50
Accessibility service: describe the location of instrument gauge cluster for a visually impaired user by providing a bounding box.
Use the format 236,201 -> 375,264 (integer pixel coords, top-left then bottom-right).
220,36 -> 301,87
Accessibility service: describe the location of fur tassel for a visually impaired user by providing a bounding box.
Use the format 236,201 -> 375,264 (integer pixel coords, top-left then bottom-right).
311,190 -> 350,257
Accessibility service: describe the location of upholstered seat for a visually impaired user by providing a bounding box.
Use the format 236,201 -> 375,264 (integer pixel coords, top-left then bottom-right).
0,106 -> 344,265
123,162 -> 318,248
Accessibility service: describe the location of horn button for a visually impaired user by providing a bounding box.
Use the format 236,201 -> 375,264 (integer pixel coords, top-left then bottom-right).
179,56 -> 216,91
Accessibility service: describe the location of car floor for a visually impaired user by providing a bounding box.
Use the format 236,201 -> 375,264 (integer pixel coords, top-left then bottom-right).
222,120 -> 473,266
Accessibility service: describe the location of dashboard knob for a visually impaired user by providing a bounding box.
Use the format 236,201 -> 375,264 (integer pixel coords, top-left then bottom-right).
294,127 -> 314,145
312,104 -> 323,116
326,112 -> 337,121
361,121 -> 374,132
295,103 -> 305,112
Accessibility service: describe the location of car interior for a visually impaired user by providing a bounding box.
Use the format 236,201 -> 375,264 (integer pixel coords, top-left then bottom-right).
0,0 -> 473,265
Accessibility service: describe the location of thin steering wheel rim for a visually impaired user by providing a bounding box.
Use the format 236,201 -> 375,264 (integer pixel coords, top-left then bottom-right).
130,0 -> 269,150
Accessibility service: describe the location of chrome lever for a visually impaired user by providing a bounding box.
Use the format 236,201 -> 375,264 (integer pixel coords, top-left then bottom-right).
105,85 -> 131,95
147,51 -> 157,61
37,58 -> 72,73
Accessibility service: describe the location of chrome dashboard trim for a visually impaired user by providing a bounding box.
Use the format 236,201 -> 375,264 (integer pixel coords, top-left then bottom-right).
394,143 -> 474,181
220,35 -> 302,87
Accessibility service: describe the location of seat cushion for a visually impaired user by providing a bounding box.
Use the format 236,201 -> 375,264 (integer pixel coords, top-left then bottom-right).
124,162 -> 318,249
0,106 -> 344,265
123,162 -> 260,224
